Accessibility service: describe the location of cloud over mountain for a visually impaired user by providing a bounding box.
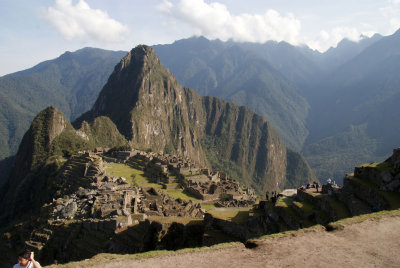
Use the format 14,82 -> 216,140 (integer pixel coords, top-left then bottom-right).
306,27 -> 376,52
158,0 -> 301,44
43,0 -> 129,43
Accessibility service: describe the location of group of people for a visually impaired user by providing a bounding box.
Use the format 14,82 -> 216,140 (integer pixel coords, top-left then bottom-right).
265,190 -> 280,203
299,181 -> 320,193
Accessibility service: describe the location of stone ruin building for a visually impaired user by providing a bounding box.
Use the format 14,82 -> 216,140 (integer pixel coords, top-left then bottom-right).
43,152 -> 205,227
17,148 -> 258,263
99,148 -> 256,208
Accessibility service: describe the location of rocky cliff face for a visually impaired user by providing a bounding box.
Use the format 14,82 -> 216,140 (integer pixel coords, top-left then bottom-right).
75,45 -> 315,193
76,45 -> 207,165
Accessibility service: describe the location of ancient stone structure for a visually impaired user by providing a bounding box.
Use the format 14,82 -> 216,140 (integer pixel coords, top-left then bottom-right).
185,177 -> 255,206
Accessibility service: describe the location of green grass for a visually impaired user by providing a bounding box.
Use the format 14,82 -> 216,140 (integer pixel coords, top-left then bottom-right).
276,197 -> 315,227
359,161 -> 393,172
208,207 -> 251,223
201,203 -> 217,212
325,196 -> 351,220
275,196 -> 296,209
106,162 -> 147,185
163,188 -> 200,201
292,201 -> 314,214
303,190 -> 351,220
106,163 -> 202,199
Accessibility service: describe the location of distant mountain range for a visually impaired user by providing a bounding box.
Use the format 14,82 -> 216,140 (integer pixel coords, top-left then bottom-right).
0,29 -> 399,185
0,48 -> 126,162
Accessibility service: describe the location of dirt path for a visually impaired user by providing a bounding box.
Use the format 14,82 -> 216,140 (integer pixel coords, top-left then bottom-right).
71,213 -> 400,268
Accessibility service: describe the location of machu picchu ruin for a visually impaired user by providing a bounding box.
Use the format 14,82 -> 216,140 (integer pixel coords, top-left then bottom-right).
0,146 -> 259,264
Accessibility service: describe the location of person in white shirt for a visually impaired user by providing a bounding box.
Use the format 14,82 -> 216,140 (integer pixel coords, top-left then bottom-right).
13,250 -> 41,268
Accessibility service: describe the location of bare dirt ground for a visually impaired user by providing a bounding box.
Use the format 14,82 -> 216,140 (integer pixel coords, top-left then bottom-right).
65,212 -> 400,268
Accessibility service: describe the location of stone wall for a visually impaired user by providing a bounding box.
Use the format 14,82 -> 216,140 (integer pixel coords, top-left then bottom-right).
204,213 -> 249,241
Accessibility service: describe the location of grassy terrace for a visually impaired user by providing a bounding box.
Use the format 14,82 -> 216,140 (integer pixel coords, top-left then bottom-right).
306,190 -> 351,220
358,161 -> 393,172
325,196 -> 351,220
207,207 -> 253,224
292,200 -> 314,214
163,187 -> 200,201
105,162 -> 200,201
276,197 -> 314,227
201,203 -> 217,212
348,175 -> 400,209
106,162 -> 148,185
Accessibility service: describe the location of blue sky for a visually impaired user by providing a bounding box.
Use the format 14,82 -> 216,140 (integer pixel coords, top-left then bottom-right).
1,0 -> 399,76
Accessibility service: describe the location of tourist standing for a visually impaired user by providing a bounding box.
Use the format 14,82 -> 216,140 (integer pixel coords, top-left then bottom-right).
14,250 -> 41,268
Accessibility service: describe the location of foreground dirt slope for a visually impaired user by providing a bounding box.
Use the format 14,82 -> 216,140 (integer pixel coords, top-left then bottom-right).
54,211 -> 400,268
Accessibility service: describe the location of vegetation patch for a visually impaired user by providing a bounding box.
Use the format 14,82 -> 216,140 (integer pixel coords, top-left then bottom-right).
325,196 -> 351,220
164,188 -> 200,201
201,203 -> 217,212
359,161 -> 393,172
106,162 -> 147,185
208,207 -> 251,223
293,200 -> 314,214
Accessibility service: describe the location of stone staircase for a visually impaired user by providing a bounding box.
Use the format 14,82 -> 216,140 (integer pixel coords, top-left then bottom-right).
24,225 -> 54,252
58,154 -> 104,193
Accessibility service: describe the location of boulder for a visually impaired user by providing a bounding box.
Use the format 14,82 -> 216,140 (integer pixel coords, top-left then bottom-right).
61,202 -> 78,219
77,187 -> 89,197
381,171 -> 393,183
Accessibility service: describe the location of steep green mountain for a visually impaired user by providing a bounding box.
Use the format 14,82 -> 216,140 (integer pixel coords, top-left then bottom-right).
75,45 -> 315,193
303,29 -> 400,182
153,38 -> 310,151
0,48 -> 126,162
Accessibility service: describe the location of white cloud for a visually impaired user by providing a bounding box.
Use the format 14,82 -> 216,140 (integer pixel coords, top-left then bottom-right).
381,0 -> 400,33
158,0 -> 301,44
158,0 -> 397,52
306,27 -> 375,52
43,0 -> 129,43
